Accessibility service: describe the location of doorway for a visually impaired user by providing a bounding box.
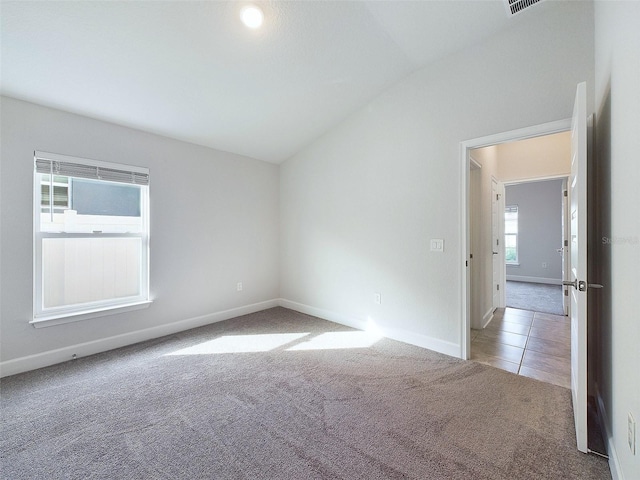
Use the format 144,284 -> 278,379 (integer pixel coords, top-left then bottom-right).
461,84 -> 597,455
503,178 -> 567,317
461,121 -> 572,361
466,133 -> 573,390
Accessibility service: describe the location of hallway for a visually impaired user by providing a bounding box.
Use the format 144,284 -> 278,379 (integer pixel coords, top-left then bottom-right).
471,307 -> 570,389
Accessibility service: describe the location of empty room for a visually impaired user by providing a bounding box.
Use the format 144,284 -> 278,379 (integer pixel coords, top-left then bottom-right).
1,1 -> 638,479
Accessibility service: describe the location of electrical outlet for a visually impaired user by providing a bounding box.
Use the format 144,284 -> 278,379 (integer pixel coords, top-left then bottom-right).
629,413 -> 636,455
374,292 -> 381,305
430,239 -> 444,252
237,282 -> 243,292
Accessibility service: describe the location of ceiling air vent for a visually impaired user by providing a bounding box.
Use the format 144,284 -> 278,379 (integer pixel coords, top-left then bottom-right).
505,0 -> 544,16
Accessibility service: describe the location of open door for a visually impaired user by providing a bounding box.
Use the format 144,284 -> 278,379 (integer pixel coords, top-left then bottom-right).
565,81 -> 590,453
491,179 -> 505,310
561,178 -> 570,316
491,179 -> 500,310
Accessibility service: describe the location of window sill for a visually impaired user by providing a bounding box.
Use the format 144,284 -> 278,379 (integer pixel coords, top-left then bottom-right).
30,300 -> 152,329
506,263 -> 520,266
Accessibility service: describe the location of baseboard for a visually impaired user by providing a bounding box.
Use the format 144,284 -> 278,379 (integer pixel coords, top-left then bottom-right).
0,299 -> 280,378
278,299 -> 460,358
596,385 -> 623,480
506,275 -> 562,285
481,308 -> 495,329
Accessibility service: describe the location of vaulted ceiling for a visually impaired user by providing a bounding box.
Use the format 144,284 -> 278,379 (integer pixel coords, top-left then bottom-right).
2,1 -> 535,163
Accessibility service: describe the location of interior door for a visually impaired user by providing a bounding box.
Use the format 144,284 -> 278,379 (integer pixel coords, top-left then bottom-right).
491,179 -> 501,310
567,81 -> 588,453
562,178 -> 570,316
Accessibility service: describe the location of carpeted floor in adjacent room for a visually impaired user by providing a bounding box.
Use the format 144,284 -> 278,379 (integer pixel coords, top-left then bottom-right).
0,307 -> 610,479
506,281 -> 565,315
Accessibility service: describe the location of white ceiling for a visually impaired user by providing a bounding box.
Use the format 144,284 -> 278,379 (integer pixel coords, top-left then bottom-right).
1,1 -> 526,163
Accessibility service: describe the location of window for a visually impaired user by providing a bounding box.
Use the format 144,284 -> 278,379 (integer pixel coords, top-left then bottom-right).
33,151 -> 150,326
504,205 -> 518,264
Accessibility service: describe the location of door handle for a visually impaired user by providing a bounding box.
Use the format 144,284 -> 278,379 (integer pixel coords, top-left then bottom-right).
556,248 -> 564,253
563,280 -> 604,291
492,251 -> 499,255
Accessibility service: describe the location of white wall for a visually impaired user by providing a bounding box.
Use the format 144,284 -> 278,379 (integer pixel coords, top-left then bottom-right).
497,131 -> 571,182
505,179 -> 564,282
0,97 -> 280,371
280,1 -> 594,356
594,2 -> 640,478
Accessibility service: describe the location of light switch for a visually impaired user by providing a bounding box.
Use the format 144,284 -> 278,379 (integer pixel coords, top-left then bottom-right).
430,239 -> 444,252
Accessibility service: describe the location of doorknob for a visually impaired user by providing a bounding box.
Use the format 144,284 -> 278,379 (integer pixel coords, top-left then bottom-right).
563,279 -> 604,291
556,248 -> 564,253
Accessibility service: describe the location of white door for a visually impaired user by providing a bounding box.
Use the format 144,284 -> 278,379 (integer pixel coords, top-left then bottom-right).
562,178 -> 570,316
567,82 -> 588,453
491,179 -> 501,310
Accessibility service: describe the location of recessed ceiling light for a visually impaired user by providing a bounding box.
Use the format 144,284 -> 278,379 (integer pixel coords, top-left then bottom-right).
240,5 -> 264,29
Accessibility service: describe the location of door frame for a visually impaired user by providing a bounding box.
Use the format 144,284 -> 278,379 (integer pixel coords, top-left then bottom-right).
459,119 -> 571,360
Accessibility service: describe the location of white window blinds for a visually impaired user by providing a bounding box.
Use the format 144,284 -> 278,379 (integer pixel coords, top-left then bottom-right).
35,151 -> 149,186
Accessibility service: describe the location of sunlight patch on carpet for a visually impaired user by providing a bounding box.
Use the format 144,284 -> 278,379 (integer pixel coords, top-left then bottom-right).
166,333 -> 309,355
287,331 -> 381,351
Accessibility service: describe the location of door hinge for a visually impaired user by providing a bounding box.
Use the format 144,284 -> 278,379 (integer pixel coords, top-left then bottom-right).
497,284 -> 500,291
466,260 -> 468,267
564,190 -> 568,197
496,238 -> 500,246
564,239 -> 569,247
564,289 -> 569,296
470,253 -> 473,259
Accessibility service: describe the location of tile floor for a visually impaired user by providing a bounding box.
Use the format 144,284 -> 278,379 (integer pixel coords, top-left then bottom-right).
471,307 -> 571,389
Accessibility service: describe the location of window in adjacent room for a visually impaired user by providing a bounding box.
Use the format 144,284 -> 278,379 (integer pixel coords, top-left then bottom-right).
33,151 -> 150,326
504,204 -> 518,264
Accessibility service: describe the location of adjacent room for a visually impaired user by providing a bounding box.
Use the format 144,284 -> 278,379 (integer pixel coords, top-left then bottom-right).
1,1 -> 638,479
504,179 -> 566,316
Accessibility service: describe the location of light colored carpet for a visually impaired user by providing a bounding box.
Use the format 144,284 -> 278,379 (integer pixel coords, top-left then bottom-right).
1,307 -> 609,479
506,281 -> 565,315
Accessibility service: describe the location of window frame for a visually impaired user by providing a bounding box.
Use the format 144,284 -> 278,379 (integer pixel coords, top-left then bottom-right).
504,204 -> 519,265
32,151 -> 151,328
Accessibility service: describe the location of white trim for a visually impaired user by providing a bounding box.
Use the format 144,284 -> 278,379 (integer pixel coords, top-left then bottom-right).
460,118 -> 572,360
279,299 -> 460,358
596,387 -> 622,480
503,173 -> 569,186
0,299 -> 279,378
482,308 -> 495,329
506,275 -> 563,285
469,156 -> 482,170
30,300 -> 153,328
463,119 -> 571,150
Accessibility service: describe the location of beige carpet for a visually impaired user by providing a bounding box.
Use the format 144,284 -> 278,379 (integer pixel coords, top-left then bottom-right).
1,307 -> 610,479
